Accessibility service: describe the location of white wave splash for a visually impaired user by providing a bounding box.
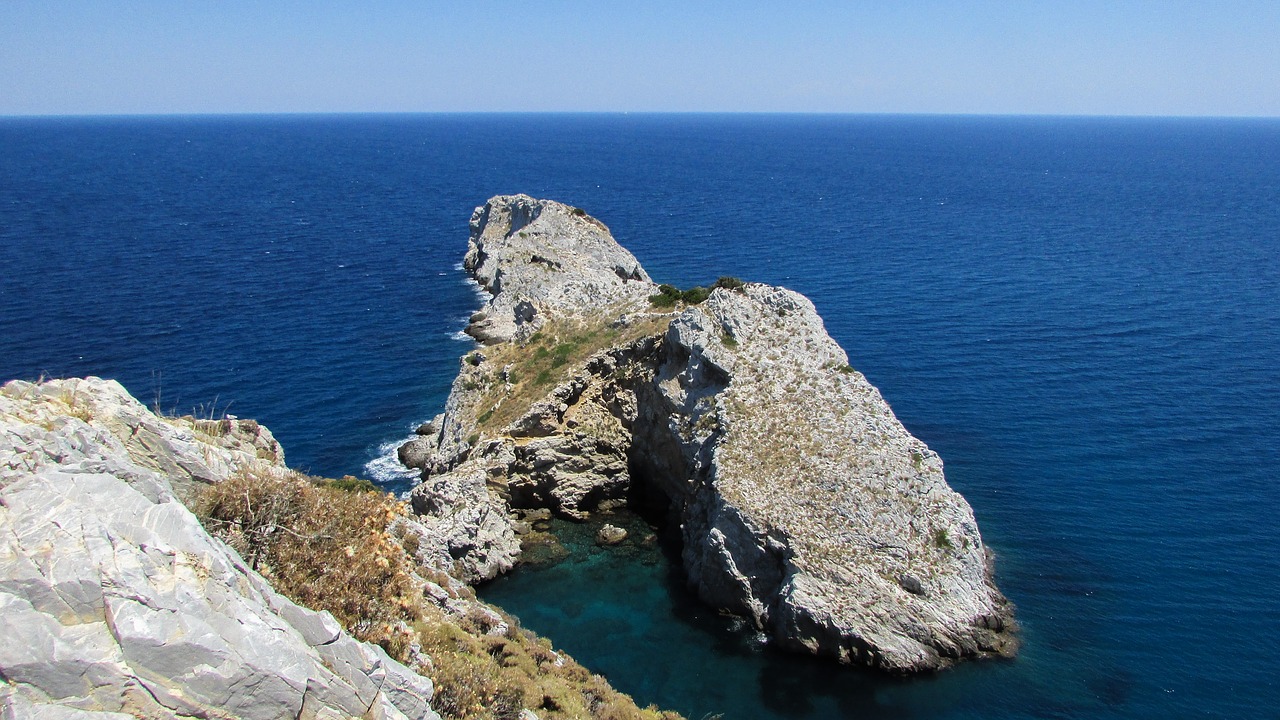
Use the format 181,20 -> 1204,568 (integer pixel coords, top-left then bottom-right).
364,437 -> 422,496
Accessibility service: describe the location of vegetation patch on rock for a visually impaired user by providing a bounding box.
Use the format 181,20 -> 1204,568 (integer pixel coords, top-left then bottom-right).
648,277 -> 745,309
465,309 -> 672,434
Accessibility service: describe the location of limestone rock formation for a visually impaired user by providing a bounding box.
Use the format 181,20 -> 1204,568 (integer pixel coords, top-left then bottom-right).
462,194 -> 652,346
403,195 -> 1016,671
596,525 -> 628,545
650,285 -> 1015,670
0,377 -> 439,719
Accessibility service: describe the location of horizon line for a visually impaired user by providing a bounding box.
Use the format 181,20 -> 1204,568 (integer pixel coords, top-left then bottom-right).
3,110 -> 1279,121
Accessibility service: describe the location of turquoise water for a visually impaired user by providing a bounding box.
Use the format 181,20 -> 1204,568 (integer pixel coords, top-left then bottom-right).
2,114 -> 1278,718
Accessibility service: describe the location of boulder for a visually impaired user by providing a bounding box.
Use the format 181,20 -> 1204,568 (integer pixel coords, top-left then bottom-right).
596,524 -> 628,545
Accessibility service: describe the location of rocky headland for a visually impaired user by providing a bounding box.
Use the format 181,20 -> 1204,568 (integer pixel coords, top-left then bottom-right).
0,194 -> 1014,718
401,195 -> 1017,672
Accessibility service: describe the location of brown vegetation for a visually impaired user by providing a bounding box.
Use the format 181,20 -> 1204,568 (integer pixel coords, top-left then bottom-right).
196,469 -> 422,658
469,310 -> 672,433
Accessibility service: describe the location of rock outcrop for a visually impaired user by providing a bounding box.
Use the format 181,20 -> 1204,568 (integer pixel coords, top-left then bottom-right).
403,195 -> 1016,672
462,194 -> 651,346
0,377 -> 440,719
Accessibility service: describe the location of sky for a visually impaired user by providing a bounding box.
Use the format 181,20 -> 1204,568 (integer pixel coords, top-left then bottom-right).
2,1 -> 1278,117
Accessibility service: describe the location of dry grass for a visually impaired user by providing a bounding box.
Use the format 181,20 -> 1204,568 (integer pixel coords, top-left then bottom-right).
471,310 -> 672,433
418,605 -> 680,720
196,470 -> 422,659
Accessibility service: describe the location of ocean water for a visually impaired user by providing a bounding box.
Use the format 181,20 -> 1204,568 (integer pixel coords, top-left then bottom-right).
2,114 -> 1277,719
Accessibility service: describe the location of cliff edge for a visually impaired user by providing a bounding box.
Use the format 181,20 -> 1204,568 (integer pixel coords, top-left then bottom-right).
0,377 -> 438,719
402,195 -> 1017,672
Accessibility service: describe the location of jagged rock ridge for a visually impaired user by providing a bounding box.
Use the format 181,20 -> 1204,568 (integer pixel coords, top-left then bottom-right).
403,195 -> 1017,672
0,377 -> 440,719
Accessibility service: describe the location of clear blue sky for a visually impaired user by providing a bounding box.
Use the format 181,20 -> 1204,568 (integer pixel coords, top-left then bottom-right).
3,1 -> 1278,116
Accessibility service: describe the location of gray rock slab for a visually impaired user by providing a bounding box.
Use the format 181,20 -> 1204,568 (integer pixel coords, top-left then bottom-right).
0,377 -> 441,719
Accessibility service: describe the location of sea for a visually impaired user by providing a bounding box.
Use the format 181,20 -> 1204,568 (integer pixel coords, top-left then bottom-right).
2,114 -> 1277,720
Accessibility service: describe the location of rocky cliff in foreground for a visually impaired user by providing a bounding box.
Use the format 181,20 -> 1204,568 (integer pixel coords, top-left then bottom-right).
0,377 -> 438,719
1,376 -> 679,720
401,195 -> 1017,672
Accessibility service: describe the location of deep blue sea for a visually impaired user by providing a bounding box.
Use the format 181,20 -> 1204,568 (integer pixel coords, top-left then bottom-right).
2,114 -> 1277,719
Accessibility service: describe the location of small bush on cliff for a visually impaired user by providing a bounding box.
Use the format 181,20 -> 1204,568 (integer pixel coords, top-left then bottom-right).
713,276 -> 745,291
648,284 -> 681,308
648,277 -> 744,309
648,284 -> 711,308
196,470 -> 422,659
322,475 -> 381,493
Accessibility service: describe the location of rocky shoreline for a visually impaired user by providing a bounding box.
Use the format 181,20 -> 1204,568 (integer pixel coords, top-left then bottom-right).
1,375 -> 683,720
400,195 -> 1017,672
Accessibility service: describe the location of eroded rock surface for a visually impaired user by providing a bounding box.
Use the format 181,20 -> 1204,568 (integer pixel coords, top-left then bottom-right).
462,194 -> 652,345
404,195 -> 1017,672
0,377 -> 439,719
649,285 -> 1016,669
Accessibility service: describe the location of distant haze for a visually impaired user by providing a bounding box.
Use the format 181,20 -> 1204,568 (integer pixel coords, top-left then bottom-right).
2,0 -> 1278,117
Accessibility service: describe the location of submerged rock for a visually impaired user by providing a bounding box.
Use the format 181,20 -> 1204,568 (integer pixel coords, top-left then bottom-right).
404,195 -> 1017,671
596,523 -> 629,545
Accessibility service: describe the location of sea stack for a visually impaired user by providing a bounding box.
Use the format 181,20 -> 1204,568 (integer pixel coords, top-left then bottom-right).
402,194 -> 1017,672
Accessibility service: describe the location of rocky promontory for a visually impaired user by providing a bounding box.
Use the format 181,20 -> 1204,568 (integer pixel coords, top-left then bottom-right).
402,195 -> 1017,672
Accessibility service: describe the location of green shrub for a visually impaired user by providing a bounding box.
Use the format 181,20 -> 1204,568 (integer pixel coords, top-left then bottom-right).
648,293 -> 678,308
647,283 -> 713,308
680,286 -> 710,304
322,476 -> 381,493
550,343 -> 576,368
713,276 -> 745,291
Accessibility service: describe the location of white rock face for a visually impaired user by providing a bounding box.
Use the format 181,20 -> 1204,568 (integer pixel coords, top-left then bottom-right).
0,377 -> 439,719
463,194 -> 653,345
651,285 -> 1015,670
404,195 -> 1016,671
407,460 -> 519,583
